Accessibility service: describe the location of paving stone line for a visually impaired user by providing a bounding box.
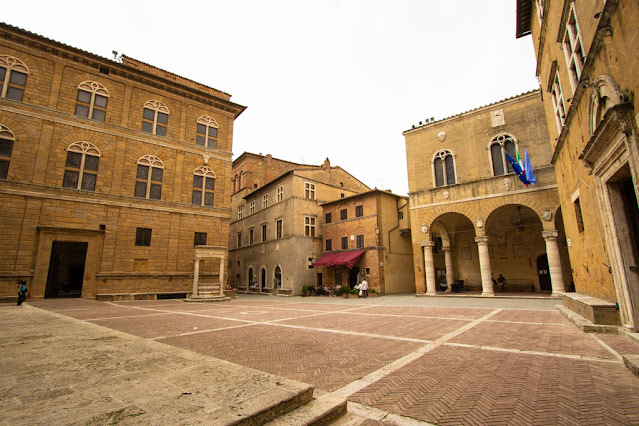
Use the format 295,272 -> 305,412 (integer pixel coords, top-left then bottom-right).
329,308 -> 504,399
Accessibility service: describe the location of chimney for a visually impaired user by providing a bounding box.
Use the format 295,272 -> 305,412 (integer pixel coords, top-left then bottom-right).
322,157 -> 330,169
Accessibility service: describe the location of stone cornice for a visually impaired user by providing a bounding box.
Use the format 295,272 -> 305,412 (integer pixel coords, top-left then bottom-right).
0,24 -> 246,118
0,184 -> 232,219
0,100 -> 233,162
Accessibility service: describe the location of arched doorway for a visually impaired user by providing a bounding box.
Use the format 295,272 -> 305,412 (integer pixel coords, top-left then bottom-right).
486,204 -> 544,292
274,266 -> 282,291
537,254 -> 551,292
248,268 -> 253,288
261,268 -> 266,291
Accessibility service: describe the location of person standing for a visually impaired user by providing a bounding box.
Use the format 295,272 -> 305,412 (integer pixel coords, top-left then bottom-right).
17,279 -> 27,306
360,278 -> 368,298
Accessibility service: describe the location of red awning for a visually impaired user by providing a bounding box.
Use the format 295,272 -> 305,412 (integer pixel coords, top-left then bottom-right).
313,250 -> 365,269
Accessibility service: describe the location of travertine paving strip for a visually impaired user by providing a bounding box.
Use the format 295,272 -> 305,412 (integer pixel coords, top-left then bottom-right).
450,321 -> 617,359
359,305 -> 494,320
348,345 -> 639,425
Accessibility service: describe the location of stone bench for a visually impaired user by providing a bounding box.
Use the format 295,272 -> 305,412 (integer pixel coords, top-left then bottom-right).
561,292 -> 620,326
96,292 -> 190,301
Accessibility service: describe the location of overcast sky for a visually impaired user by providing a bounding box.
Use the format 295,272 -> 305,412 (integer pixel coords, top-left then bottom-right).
3,0 -> 538,195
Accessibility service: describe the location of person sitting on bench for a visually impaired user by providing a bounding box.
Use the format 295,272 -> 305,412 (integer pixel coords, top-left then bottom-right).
495,274 -> 505,292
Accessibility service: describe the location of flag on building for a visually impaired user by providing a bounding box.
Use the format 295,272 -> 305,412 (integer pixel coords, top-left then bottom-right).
505,153 -> 530,185
524,150 -> 537,185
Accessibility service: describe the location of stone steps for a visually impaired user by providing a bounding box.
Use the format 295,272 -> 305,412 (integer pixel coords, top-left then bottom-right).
266,394 -> 347,426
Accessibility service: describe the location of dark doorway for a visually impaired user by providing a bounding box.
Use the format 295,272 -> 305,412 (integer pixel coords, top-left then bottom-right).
317,273 -> 323,288
45,241 -> 88,298
261,268 -> 266,291
349,266 -> 360,288
537,254 -> 551,292
248,268 -> 253,287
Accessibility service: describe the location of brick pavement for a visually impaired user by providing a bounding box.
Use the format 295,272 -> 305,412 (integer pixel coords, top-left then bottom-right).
29,296 -> 639,425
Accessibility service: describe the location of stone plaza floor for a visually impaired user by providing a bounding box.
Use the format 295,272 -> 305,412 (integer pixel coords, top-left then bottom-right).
4,293 -> 639,425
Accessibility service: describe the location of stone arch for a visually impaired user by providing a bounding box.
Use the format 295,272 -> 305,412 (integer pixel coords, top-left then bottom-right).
273,264 -> 282,290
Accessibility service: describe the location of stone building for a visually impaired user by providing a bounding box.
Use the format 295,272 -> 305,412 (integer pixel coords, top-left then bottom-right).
314,189 -> 414,295
228,154 -> 369,296
0,23 -> 245,300
516,0 -> 639,329
404,90 -> 572,296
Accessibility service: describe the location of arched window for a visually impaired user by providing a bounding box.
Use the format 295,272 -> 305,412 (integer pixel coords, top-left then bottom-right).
63,142 -> 101,191
192,166 -> 215,206
75,81 -> 108,121
489,134 -> 517,176
196,115 -> 218,149
142,101 -> 169,136
0,124 -> 16,180
135,155 -> 164,199
0,55 -> 29,101
432,150 -> 456,187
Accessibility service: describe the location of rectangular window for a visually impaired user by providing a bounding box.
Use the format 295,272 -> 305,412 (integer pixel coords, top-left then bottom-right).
563,4 -> 585,91
356,235 -> 364,248
549,64 -> 567,133
325,212 -> 332,223
262,194 -> 268,208
142,107 -> 168,136
355,205 -> 363,217
304,216 -> 316,237
574,198 -> 585,233
196,122 -> 217,149
398,211 -> 404,219
341,236 -> 348,250
0,66 -> 27,101
276,185 -> 283,202
237,233 -> 242,248
75,89 -> 108,122
340,209 -> 347,220
249,200 -> 255,214
261,224 -> 267,242
276,219 -> 283,239
304,182 -> 316,199
326,239 -> 332,251
238,206 -> 244,220
194,232 -> 207,246
135,228 -> 152,246
249,228 -> 254,245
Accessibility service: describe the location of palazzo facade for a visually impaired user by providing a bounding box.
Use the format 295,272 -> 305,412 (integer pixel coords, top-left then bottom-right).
517,0 -> 639,329
0,23 -> 245,300
405,90 -> 572,296
228,154 -> 370,296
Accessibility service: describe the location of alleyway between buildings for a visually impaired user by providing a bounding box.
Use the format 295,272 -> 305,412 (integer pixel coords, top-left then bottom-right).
2,294 -> 639,425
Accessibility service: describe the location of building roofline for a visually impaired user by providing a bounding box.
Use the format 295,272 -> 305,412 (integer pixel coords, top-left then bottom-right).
319,189 -> 407,207
403,89 -> 540,135
0,22 -> 246,118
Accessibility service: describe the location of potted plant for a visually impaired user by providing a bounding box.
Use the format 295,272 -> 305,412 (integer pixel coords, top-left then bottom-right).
339,286 -> 350,297
369,288 -> 379,297
300,285 -> 311,297
348,288 -> 359,299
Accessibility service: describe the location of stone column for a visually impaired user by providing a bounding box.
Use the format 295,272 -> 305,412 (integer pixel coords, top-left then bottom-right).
192,255 -> 200,296
422,241 -> 437,295
542,230 -> 566,294
475,236 -> 494,297
443,246 -> 454,293
218,256 -> 225,296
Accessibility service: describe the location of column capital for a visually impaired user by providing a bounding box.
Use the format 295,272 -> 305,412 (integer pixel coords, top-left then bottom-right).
474,236 -> 489,245
421,241 -> 435,248
542,230 -> 559,240
442,245 -> 453,252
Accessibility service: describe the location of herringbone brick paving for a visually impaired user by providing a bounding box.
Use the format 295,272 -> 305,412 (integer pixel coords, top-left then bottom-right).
449,321 -> 614,358
348,345 -> 639,425
159,324 -> 423,392
32,297 -> 639,425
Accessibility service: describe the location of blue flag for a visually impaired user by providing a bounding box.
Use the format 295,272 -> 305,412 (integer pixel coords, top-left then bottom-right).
524,150 -> 537,185
505,153 -> 530,185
